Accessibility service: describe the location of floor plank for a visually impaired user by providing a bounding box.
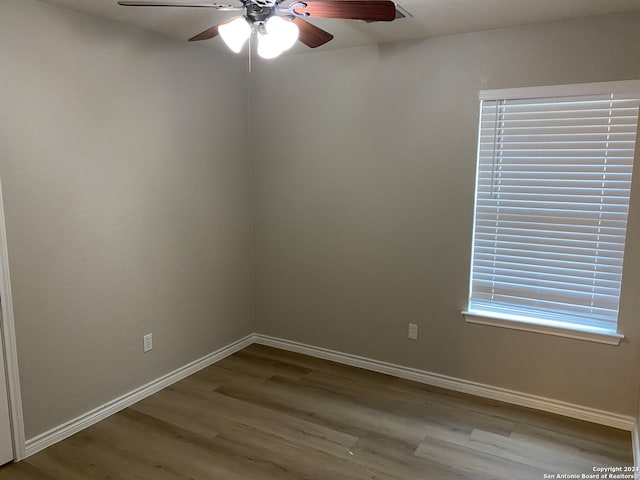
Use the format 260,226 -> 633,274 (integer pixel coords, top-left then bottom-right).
0,345 -> 632,479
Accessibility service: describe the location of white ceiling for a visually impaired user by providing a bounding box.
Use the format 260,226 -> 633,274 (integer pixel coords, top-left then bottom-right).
38,0 -> 640,53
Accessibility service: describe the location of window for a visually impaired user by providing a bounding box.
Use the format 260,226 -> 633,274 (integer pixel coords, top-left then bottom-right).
463,81 -> 640,345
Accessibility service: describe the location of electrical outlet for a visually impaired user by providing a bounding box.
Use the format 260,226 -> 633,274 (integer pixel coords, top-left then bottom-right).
143,333 -> 153,353
408,323 -> 418,340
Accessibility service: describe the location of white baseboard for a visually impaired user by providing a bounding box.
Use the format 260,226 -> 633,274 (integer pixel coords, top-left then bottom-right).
633,420 -> 640,467
253,334 -> 635,432
23,332 -> 636,460
24,334 -> 254,458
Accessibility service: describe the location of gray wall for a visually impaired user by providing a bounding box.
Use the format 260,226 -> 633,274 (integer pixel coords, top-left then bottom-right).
3,0 -> 640,441
250,13 -> 640,415
0,0 -> 253,438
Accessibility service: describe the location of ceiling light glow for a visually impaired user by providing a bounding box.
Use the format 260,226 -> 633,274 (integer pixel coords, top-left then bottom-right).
265,16 -> 299,52
257,30 -> 284,59
219,17 -> 251,53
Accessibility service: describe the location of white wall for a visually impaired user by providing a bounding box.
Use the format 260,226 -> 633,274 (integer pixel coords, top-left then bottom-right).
0,0 -> 253,438
250,13 -> 640,415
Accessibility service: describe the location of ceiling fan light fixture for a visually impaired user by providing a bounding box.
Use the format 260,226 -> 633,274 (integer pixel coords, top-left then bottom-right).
218,17 -> 252,53
118,0 -> 399,54
257,30 -> 284,59
265,15 -> 299,52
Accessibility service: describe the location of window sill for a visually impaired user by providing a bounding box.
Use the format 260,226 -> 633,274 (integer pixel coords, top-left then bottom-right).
461,311 -> 623,346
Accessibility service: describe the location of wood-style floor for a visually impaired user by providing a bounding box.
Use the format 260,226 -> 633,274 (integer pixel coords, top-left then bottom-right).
0,344 -> 632,479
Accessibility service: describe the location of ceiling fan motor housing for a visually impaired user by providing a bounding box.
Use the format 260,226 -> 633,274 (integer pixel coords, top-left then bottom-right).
246,1 -> 277,23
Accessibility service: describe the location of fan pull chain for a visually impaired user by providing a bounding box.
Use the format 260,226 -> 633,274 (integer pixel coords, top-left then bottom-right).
248,32 -> 252,73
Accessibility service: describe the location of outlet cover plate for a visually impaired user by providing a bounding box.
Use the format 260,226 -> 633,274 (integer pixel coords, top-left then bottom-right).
143,333 -> 153,353
408,323 -> 418,340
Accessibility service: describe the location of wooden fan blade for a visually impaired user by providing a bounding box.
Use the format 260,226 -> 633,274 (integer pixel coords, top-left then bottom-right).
118,1 -> 239,9
188,17 -> 239,41
293,17 -> 334,48
295,1 -> 396,22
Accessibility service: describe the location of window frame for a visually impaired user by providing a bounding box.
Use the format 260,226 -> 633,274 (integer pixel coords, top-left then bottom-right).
462,80 -> 640,346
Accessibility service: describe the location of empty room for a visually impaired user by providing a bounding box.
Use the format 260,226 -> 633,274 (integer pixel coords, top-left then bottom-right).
1,0 -> 640,478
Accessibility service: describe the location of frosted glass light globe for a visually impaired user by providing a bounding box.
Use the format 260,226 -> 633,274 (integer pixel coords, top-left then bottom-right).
265,16 -> 299,52
219,17 -> 251,53
257,31 -> 284,59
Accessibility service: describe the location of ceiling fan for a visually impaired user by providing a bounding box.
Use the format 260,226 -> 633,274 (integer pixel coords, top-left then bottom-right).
118,0 -> 397,59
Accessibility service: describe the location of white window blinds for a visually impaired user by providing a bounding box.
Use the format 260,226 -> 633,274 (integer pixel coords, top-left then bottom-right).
468,82 -> 640,333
